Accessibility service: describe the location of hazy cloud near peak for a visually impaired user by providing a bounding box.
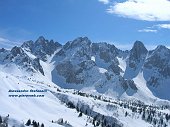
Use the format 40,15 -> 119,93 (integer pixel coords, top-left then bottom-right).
0,37 -> 21,49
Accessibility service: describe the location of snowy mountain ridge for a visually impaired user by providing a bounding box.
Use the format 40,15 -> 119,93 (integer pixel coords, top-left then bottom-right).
0,36 -> 170,127
1,36 -> 170,100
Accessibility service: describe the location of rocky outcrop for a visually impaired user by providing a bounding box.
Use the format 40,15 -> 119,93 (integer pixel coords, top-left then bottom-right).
22,36 -> 62,61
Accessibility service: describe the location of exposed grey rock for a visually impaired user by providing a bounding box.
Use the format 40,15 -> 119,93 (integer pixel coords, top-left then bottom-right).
11,46 -> 24,57
0,48 -> 6,52
143,45 -> 170,90
2,46 -> 45,75
32,58 -> 44,75
56,61 -> 84,84
128,41 -> 148,69
22,36 -> 62,61
92,42 -> 118,63
54,38 -> 138,96
108,61 -> 121,75
119,76 -> 137,91
78,60 -> 96,70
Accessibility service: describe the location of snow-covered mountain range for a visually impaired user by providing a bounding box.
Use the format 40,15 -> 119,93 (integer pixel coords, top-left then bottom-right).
0,36 -> 170,127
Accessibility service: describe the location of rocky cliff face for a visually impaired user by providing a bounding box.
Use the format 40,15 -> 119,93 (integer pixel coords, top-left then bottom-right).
0,46 -> 44,75
21,36 -> 61,61
124,41 -> 148,79
129,41 -> 148,69
144,45 -> 170,79
53,37 -> 137,97
142,46 -> 170,99
0,36 -> 61,75
123,42 -> 170,100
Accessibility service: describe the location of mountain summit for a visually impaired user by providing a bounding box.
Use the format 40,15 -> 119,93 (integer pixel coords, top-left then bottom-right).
130,40 -> 148,61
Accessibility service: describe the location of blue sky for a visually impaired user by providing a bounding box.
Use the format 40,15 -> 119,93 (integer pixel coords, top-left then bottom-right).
0,0 -> 170,49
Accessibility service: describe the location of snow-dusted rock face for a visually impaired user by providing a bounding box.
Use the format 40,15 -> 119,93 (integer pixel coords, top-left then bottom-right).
0,36 -> 170,100
0,48 -> 10,62
21,36 -> 61,61
56,60 -> 85,84
32,58 -> 44,75
2,36 -> 170,127
129,41 -> 148,69
53,37 -> 137,97
0,46 -> 45,75
124,41 -> 148,79
91,42 -> 118,63
122,41 -> 170,100
144,45 -> 170,79
0,36 -> 62,75
142,46 -> 170,100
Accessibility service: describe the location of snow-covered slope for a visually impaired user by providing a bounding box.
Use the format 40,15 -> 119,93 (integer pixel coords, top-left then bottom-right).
0,69 -> 99,127
1,70 -> 170,127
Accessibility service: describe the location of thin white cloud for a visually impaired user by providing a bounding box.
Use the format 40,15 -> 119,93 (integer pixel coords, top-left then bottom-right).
145,45 -> 170,50
138,29 -> 157,33
0,37 -> 10,43
156,24 -> 170,29
98,0 -> 109,4
115,43 -> 170,50
0,37 -> 21,49
107,0 -> 170,21
114,43 -> 132,50
139,23 -> 170,33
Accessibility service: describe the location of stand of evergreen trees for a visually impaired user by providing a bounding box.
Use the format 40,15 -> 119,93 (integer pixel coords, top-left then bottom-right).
25,119 -> 44,127
51,89 -> 170,127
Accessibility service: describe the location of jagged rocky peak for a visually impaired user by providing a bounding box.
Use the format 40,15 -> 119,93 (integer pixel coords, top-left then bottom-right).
68,37 -> 92,49
129,41 -> 147,62
148,45 -> 170,59
144,45 -> 170,78
22,36 -> 62,50
91,42 -> 117,53
130,41 -> 148,60
11,46 -> 24,56
35,36 -> 46,44
21,36 -> 46,49
21,36 -> 62,61
154,45 -> 170,53
34,36 -> 61,48
73,36 -> 91,45
91,42 -> 119,63
5,46 -> 45,75
49,39 -> 61,47
125,41 -> 148,70
21,40 -> 34,51
0,48 -> 5,52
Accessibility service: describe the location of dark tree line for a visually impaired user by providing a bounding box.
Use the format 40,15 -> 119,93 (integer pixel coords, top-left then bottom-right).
52,89 -> 170,127
25,119 -> 44,127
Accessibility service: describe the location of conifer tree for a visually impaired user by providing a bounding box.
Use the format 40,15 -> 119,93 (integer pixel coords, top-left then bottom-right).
0,116 -> 2,123
78,112 -> 82,117
142,111 -> 145,120
125,111 -> 128,117
41,123 -> 44,127
25,119 -> 31,126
